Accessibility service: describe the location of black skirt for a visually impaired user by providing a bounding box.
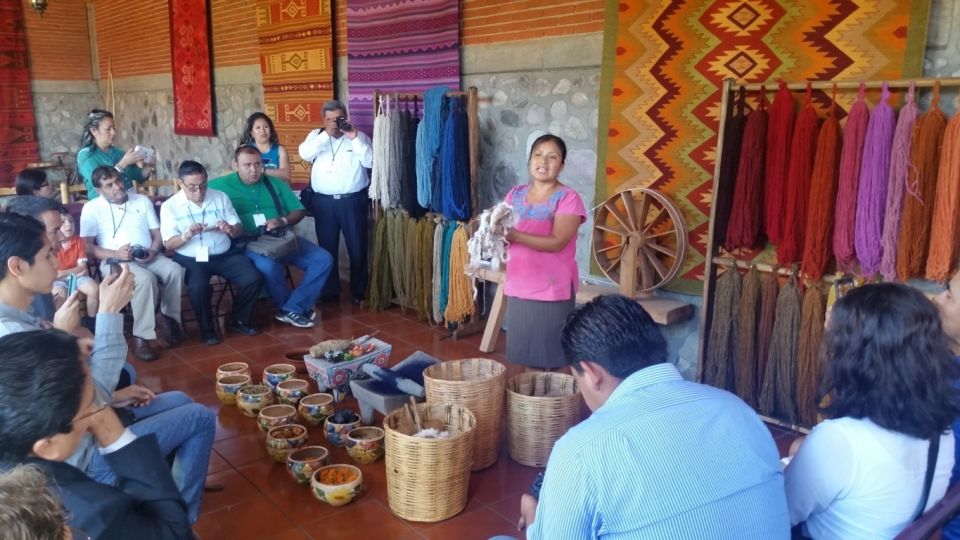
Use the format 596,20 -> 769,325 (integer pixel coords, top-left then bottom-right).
505,295 -> 576,369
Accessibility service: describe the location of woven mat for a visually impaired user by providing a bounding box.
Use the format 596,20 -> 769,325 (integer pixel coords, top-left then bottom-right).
0,0 -> 39,184
170,0 -> 215,136
595,0 -> 930,294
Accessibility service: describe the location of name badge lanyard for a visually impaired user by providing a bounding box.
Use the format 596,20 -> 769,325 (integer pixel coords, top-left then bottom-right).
328,136 -> 345,175
186,202 -> 208,247
109,202 -> 128,243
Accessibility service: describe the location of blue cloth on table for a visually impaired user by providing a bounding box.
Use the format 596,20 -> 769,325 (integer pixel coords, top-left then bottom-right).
360,351 -> 439,397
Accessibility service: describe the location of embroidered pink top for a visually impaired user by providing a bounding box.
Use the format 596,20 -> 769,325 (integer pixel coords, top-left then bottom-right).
504,184 -> 587,301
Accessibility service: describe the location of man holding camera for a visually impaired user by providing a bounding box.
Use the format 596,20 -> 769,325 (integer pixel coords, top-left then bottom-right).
80,165 -> 185,361
210,146 -> 332,328
298,100 -> 373,305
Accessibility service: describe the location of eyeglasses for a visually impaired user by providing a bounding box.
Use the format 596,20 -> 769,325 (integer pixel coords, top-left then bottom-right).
71,402 -> 109,425
181,183 -> 208,192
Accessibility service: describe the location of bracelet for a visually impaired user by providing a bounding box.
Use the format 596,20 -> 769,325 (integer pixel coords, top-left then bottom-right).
529,471 -> 544,499
114,164 -> 123,173
281,217 -> 288,226
181,232 -> 189,242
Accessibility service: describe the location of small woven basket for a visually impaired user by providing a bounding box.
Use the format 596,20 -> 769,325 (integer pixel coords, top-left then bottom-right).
423,358 -> 506,470
383,403 -> 476,522
506,372 -> 581,467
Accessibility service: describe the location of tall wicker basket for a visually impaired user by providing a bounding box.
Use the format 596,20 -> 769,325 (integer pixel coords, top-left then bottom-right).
424,358 -> 506,470
506,372 -> 581,467
383,403 -> 476,522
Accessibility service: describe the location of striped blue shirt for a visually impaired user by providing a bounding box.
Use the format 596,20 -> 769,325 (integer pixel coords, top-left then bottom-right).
527,363 -> 790,540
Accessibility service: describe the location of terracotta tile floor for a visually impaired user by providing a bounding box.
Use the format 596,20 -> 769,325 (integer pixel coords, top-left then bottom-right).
127,293 -> 798,539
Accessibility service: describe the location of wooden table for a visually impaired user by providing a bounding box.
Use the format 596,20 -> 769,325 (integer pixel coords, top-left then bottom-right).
470,266 -> 695,353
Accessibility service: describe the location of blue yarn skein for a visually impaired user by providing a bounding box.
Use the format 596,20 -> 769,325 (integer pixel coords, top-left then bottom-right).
415,86 -> 449,208
441,96 -> 471,220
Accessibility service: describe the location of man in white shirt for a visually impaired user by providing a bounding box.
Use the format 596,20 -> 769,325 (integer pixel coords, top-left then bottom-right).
80,165 -> 184,361
160,160 -> 262,345
298,100 -> 373,305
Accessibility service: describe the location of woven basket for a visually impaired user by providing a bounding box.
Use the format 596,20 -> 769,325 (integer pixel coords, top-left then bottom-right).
506,372 -> 580,467
423,358 -> 506,470
383,403 -> 476,522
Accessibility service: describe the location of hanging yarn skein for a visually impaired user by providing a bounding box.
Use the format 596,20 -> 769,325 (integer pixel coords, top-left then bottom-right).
441,96 -> 472,221
444,224 -> 476,325
800,88 -> 841,281
795,284 -> 826,427
370,96 -> 392,206
734,266 -> 762,407
755,271 -> 779,405
432,217 -> 445,324
403,216 -> 419,309
367,215 -> 394,312
387,105 -> 405,209
416,86 -> 449,209
880,83 -> 919,282
414,216 -> 435,321
714,86 -> 748,246
776,83 -> 820,265
468,202 -> 519,272
758,275 -> 801,422
764,80 -> 795,244
925,95 -> 960,282
704,268 -> 742,392
854,83 -> 896,278
833,83 -> 870,273
725,90 -> 769,250
438,222 -> 457,320
898,83 -> 947,281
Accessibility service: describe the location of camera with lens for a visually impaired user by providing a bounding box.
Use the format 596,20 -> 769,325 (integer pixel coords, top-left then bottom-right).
335,116 -> 353,132
257,225 -> 287,238
130,245 -> 150,260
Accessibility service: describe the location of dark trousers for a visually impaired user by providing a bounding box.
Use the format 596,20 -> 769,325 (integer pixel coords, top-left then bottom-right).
172,249 -> 262,335
311,189 -> 368,300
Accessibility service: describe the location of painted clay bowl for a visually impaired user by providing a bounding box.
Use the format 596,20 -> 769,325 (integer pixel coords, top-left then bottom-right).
236,384 -> 274,417
257,404 -> 298,434
286,445 -> 330,484
215,374 -> 250,406
265,424 -> 308,463
323,411 -> 362,447
276,378 -> 310,406
310,464 -> 363,507
262,363 -> 296,390
297,393 -> 334,426
346,426 -> 385,465
216,361 -> 251,381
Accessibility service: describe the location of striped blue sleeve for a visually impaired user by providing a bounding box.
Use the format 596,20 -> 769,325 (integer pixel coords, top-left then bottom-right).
527,443 -> 602,539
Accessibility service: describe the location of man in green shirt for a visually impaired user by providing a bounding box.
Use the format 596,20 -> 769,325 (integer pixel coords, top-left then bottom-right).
209,147 -> 332,328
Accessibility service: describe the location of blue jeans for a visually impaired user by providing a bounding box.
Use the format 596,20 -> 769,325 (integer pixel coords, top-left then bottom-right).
87,391 -> 215,524
244,235 -> 333,315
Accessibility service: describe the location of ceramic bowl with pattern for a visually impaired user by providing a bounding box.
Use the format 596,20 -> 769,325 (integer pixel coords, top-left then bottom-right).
216,361 -> 251,382
236,384 -> 274,417
215,374 -> 251,406
297,393 -> 334,426
262,363 -> 296,390
276,378 -> 310,406
286,446 -> 330,484
323,410 -> 362,447
346,427 -> 385,465
257,404 -> 298,434
265,424 -> 308,463
310,464 -> 363,507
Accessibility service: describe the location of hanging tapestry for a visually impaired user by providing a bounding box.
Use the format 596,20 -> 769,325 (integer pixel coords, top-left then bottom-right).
596,0 -> 930,294
346,0 -> 460,136
169,0 -> 215,136
0,0 -> 39,184
255,0 -> 335,186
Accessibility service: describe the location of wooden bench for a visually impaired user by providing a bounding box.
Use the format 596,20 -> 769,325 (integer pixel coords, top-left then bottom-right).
470,266 -> 695,353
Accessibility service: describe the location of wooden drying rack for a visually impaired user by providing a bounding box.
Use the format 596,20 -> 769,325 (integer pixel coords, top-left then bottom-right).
697,76 -> 960,433
372,87 -> 481,217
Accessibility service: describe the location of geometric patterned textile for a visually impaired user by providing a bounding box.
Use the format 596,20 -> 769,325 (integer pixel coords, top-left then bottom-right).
256,0 -> 335,186
0,0 -> 39,185
170,0 -> 215,136
346,0 -> 460,136
596,0 -> 930,294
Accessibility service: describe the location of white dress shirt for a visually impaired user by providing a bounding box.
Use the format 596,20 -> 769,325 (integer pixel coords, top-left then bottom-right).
80,193 -> 156,250
298,129 -> 373,195
159,188 -> 240,258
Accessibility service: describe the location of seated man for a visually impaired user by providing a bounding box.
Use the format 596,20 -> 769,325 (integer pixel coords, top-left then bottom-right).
518,295 -> 789,539
210,146 -> 333,328
160,160 -> 262,345
5,195 -> 64,322
0,329 -> 192,539
80,165 -> 185,361
0,212 -> 214,525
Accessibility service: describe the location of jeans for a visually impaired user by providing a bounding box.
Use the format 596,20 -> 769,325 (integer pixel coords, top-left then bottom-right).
87,391 -> 215,523
244,235 -> 333,316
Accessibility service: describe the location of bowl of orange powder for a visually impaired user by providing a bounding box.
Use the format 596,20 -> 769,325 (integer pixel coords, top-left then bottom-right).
310,464 -> 363,507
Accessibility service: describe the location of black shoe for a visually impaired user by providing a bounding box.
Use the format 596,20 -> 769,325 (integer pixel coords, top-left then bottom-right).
228,321 -> 260,336
201,333 -> 221,346
161,315 -> 183,348
305,309 -> 317,322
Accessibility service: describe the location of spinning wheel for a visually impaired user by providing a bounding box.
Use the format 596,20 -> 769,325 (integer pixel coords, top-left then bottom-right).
592,187 -> 688,295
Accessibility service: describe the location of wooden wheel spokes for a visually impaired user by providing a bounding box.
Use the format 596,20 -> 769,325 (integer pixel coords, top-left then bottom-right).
592,187 -> 688,294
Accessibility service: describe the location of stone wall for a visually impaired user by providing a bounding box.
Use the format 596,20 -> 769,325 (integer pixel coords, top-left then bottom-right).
31,81 -> 101,174
923,0 -> 960,114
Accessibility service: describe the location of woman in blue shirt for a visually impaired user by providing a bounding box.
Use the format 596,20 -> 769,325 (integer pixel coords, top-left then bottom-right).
76,109 -> 150,200
239,112 -> 291,181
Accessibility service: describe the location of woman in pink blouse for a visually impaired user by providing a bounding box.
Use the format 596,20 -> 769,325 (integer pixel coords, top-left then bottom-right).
504,134 -> 587,370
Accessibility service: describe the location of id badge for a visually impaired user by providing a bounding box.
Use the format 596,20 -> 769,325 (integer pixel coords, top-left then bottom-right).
195,245 -> 210,262
253,213 -> 267,227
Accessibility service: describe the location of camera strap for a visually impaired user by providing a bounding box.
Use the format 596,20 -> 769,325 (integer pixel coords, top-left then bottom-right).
261,178 -> 286,231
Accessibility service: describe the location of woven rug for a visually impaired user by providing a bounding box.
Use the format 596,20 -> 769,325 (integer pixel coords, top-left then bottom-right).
255,0 -> 335,186
346,0 -> 460,136
0,0 -> 39,184
170,0 -> 215,136
596,0 -> 930,294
